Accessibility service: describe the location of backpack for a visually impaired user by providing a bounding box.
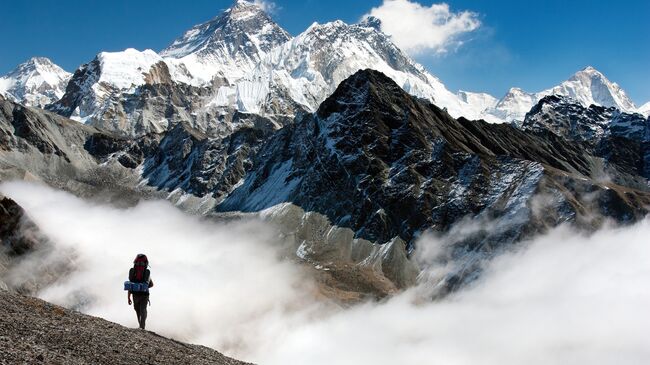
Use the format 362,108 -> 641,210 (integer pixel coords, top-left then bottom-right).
130,254 -> 149,283
124,254 -> 150,293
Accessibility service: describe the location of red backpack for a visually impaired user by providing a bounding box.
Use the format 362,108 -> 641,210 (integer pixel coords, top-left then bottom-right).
129,254 -> 150,283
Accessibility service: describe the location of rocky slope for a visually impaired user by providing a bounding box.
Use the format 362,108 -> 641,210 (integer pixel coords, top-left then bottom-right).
0,289 -> 250,365
0,57 -> 71,108
0,194 -> 52,293
0,95 -> 171,209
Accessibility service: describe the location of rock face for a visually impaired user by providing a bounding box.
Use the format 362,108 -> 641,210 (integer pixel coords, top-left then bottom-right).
0,290 -> 251,365
141,112 -> 277,200
45,50 -> 225,136
0,57 -> 71,108
522,95 -> 650,144
0,196 -> 42,257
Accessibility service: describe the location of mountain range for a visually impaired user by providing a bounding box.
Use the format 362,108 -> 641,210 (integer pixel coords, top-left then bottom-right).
2,0 -> 650,294
2,0 -> 648,136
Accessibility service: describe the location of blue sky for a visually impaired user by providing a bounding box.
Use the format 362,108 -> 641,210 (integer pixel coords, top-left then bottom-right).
1,0 -> 648,104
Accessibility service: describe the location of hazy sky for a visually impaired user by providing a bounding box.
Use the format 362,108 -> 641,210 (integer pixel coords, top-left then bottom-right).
1,0 -> 648,104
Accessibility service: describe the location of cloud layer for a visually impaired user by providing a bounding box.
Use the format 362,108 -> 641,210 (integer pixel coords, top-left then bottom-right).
2,181 -> 650,365
365,0 -> 481,55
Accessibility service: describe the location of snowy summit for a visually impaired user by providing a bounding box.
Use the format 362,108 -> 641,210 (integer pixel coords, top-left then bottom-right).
0,57 -> 71,108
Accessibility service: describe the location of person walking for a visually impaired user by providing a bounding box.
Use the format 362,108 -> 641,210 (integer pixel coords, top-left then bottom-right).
126,254 -> 154,330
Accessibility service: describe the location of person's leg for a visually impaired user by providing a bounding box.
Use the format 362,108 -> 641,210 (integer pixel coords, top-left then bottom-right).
139,297 -> 148,329
133,297 -> 142,326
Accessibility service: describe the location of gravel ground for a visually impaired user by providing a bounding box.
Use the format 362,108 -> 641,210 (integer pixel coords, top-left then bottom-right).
0,289 -> 253,365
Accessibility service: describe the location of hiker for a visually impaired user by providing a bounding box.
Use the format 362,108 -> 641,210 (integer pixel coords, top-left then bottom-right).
126,254 -> 154,330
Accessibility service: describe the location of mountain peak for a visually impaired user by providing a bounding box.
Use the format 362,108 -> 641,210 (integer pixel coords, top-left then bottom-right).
228,0 -> 266,18
161,1 -> 288,59
581,65 -> 598,73
639,101 -> 650,117
506,87 -> 529,95
484,66 -> 639,123
0,57 -> 71,108
160,0 -> 290,82
547,66 -> 637,112
571,65 -> 607,81
317,69 -> 412,118
7,57 -> 67,77
24,57 -> 55,67
359,16 -> 382,31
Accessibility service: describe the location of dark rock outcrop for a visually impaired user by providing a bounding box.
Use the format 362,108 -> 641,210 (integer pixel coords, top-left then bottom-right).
0,196 -> 42,256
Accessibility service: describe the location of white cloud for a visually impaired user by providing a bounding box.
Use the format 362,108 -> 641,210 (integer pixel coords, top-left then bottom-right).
0,181 -> 323,361
251,0 -> 278,14
3,181 -> 650,365
365,0 -> 481,55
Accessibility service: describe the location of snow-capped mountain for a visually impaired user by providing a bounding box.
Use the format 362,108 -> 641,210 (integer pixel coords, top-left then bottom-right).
46,48 -> 206,134
485,87 -> 538,122
521,94 -> 650,180
47,2 -> 482,135
41,1 -> 646,135
639,101 -> 650,117
161,0 -> 291,84
248,17 -> 474,117
521,95 -> 649,144
456,90 -> 499,122
0,57 -> 71,108
543,66 -> 636,111
199,16 -> 478,117
481,66 -> 639,122
457,90 -> 498,110
181,11 -> 482,119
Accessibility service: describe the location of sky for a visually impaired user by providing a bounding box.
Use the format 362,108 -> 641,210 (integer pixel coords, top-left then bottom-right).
1,0 -> 648,104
